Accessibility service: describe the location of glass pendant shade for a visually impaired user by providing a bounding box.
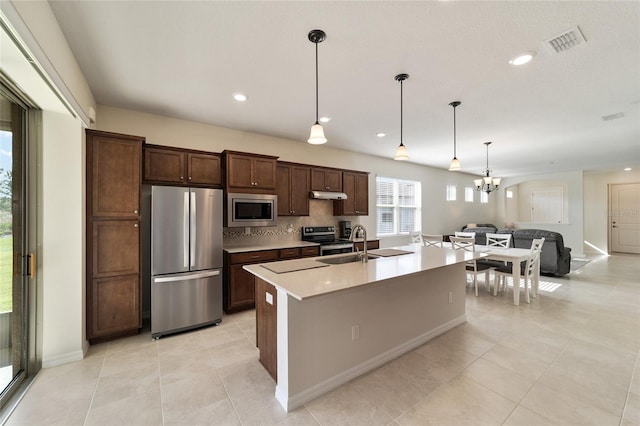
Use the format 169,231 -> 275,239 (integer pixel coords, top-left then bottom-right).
394,143 -> 409,161
492,177 -> 502,187
474,178 -> 483,187
308,123 -> 327,145
448,157 -> 461,171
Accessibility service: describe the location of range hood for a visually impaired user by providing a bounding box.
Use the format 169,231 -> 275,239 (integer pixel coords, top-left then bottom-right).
309,190 -> 348,200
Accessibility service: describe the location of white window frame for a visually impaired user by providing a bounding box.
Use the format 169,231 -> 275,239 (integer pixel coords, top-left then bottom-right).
465,187 -> 474,203
446,184 -> 457,201
376,176 -> 422,237
480,191 -> 489,204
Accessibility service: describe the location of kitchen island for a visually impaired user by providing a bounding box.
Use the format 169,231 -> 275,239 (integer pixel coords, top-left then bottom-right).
243,244 -> 483,412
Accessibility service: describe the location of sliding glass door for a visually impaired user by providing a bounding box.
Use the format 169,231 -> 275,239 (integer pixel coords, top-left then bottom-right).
0,84 -> 32,408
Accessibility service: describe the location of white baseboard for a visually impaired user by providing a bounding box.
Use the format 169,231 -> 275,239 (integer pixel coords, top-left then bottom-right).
276,314 -> 467,412
43,349 -> 85,368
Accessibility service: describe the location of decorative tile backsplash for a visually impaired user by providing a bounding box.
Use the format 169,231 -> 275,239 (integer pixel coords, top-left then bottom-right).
223,199 -> 353,245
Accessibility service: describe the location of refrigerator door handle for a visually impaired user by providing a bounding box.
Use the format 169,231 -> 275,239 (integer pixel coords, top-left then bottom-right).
183,191 -> 189,268
154,270 -> 220,283
190,191 -> 196,267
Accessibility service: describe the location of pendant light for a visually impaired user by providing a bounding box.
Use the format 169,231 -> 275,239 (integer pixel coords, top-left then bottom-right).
474,142 -> 502,193
448,101 -> 461,171
307,29 -> 327,145
394,73 -> 409,161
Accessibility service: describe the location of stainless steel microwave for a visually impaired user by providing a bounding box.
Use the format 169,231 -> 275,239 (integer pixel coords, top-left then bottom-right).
226,193 -> 277,227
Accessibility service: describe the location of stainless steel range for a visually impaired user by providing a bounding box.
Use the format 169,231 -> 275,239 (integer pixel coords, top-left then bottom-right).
302,226 -> 354,256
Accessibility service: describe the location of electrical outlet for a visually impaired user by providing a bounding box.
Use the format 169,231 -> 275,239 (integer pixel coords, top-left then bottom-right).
448,291 -> 453,304
351,325 -> 360,341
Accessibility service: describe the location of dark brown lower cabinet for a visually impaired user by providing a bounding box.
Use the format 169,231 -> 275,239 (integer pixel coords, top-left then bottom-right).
90,274 -> 140,342
256,277 -> 277,381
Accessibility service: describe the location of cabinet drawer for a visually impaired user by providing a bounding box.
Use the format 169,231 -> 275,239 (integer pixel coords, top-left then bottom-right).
279,248 -> 301,259
301,246 -> 320,257
229,250 -> 279,264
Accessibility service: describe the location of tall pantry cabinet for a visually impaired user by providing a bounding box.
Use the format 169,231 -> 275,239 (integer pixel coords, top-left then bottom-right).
86,129 -> 144,344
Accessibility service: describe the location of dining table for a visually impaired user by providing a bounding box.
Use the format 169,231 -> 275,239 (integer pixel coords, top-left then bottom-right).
474,246 -> 537,305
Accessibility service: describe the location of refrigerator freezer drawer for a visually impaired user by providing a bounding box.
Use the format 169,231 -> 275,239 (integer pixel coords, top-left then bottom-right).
151,269 -> 222,338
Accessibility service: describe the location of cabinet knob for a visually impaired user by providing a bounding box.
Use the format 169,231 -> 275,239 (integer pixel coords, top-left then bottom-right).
180,176 -> 184,180
188,176 -> 192,180
134,223 -> 139,228
134,210 -> 138,214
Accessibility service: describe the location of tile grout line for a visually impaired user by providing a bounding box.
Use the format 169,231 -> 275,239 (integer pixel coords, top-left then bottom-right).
618,321 -> 640,425
82,343 -> 109,426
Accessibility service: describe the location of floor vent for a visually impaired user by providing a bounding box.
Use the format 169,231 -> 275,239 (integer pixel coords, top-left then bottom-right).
602,112 -> 625,121
545,26 -> 587,53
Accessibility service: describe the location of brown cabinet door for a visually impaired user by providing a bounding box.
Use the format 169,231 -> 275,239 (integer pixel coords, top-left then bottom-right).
311,168 -> 342,191
227,154 -> 254,188
90,134 -> 141,217
144,147 -> 185,184
277,164 -> 309,216
276,165 -> 292,216
335,171 -> 368,216
253,158 -> 277,189
324,170 -> 342,191
92,220 -> 140,277
227,264 -> 256,312
301,246 -> 320,257
187,153 -> 222,186
290,165 -> 310,215
256,278 -> 277,381
90,274 -> 141,338
354,172 -> 369,215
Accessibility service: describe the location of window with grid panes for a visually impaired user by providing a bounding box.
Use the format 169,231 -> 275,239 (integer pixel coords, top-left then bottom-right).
376,177 -> 421,236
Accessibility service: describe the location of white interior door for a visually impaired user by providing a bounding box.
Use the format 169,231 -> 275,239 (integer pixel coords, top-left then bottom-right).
610,183 -> 640,254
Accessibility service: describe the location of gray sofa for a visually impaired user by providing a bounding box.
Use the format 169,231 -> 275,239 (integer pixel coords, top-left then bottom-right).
511,229 -> 571,276
460,224 -> 498,246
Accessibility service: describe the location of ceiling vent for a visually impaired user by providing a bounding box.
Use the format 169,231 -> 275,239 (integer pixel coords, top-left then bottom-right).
545,26 -> 587,53
602,112 -> 625,121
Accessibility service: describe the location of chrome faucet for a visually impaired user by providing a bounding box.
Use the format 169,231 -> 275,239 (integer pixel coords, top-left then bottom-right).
350,224 -> 368,262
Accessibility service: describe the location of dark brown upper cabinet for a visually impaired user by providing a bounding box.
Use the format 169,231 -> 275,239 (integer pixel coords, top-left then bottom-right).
310,167 -> 343,192
334,171 -> 369,216
143,145 -> 221,187
277,162 -> 310,216
224,151 -> 278,194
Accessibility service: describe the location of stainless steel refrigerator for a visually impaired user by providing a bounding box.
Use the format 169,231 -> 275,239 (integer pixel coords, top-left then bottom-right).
150,186 -> 223,339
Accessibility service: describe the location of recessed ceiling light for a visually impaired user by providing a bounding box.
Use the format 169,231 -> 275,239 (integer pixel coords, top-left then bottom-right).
319,116 -> 331,123
233,93 -> 247,102
624,167 -> 632,171
376,132 -> 386,138
509,51 -> 536,66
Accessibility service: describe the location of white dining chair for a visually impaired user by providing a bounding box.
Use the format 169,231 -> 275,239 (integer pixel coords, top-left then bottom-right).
454,231 -> 476,238
450,236 -> 491,296
493,237 -> 545,303
421,234 -> 444,248
409,231 -> 423,244
478,233 -> 513,269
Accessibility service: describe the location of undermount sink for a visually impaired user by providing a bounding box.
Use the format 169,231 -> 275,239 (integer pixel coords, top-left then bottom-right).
318,254 -> 379,265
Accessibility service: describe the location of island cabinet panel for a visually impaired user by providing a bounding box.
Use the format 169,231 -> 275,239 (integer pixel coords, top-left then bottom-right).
310,167 -> 342,192
86,129 -> 143,344
256,278 -> 278,381
334,171 -> 369,216
144,145 -> 222,187
224,151 -> 278,193
277,163 -> 310,216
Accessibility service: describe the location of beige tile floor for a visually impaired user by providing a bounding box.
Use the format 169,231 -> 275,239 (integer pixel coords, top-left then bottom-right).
5,253 -> 639,425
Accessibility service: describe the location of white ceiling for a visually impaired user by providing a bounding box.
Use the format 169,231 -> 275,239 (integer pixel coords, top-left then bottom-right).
49,1 -> 640,178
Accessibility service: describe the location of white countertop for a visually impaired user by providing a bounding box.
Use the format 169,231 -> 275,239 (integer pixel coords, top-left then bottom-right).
223,240 -> 319,253
244,244 -> 485,300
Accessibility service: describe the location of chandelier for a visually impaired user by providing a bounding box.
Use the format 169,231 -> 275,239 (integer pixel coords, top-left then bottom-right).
474,142 -> 501,193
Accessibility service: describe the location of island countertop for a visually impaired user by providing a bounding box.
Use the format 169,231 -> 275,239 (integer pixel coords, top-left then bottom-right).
243,244 -> 484,300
